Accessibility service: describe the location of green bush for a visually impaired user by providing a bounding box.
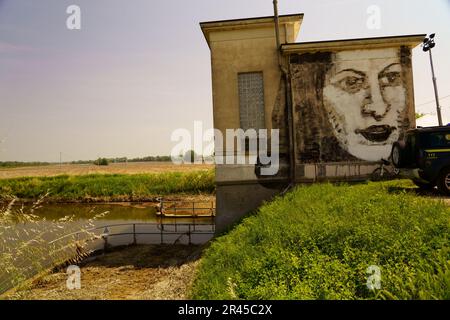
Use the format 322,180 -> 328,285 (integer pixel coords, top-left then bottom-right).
191,181 -> 450,300
93,158 -> 109,166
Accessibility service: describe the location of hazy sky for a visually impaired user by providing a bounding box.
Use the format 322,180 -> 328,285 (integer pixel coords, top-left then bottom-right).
1,0 -> 449,162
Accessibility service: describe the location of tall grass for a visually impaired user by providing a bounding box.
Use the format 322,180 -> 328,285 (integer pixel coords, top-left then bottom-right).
0,170 -> 215,202
191,181 -> 450,300
0,194 -> 109,295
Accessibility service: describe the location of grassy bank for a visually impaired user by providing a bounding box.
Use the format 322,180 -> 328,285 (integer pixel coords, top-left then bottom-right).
191,181 -> 450,300
0,170 -> 215,202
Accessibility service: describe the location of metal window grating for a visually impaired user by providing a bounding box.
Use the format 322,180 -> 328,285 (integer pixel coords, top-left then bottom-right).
238,72 -> 266,131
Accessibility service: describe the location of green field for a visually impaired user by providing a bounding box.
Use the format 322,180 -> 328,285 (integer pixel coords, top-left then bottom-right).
0,170 -> 215,202
191,180 -> 450,300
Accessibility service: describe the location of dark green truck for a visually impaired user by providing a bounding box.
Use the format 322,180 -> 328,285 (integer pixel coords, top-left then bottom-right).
391,126 -> 450,195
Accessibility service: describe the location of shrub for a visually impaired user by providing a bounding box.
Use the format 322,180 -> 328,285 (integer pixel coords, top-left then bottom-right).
94,158 -> 109,166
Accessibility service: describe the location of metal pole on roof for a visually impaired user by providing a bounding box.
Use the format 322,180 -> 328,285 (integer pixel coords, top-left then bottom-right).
429,50 -> 443,126
273,0 -> 281,50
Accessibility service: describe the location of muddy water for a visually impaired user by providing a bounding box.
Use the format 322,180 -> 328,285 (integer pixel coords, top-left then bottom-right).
0,203 -> 214,294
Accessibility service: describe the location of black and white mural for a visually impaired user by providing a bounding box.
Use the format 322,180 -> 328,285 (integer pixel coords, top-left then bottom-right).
288,47 -> 414,164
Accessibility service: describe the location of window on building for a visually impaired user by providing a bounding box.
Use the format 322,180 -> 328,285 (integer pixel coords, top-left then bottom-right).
238,72 -> 266,131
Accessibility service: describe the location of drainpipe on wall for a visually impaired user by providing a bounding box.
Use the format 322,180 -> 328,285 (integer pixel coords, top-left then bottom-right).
273,0 -> 296,187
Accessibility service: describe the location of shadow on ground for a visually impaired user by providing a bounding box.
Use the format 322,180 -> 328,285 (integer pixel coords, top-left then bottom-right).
3,244 -> 205,300
83,244 -> 203,269
385,185 -> 449,200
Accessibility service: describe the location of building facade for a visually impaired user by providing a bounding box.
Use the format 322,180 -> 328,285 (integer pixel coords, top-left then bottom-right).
200,14 -> 424,232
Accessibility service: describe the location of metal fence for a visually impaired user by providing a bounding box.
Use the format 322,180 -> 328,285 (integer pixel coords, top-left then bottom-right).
157,199 -> 216,217
50,221 -> 215,249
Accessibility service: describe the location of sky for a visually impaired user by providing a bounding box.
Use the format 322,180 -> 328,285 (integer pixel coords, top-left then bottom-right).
0,0 -> 449,162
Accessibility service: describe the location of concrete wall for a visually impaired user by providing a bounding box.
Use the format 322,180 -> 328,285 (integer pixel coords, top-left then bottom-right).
215,183 -> 285,233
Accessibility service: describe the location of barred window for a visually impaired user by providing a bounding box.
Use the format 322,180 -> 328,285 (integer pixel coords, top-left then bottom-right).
238,72 -> 266,131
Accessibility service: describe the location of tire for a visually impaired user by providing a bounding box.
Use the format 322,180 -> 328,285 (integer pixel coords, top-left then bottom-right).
437,167 -> 450,196
391,141 -> 406,168
413,180 -> 435,191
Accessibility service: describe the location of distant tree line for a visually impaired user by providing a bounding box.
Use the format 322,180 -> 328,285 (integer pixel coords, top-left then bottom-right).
70,152 -> 212,166
0,161 -> 51,168
0,155 -> 173,168
1,152 -> 212,168
71,155 -> 173,166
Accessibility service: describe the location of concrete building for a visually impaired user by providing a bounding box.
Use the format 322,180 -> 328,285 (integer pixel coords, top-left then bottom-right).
200,14 -> 425,232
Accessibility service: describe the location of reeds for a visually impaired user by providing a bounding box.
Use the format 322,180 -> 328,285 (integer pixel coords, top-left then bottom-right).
0,193 -> 109,295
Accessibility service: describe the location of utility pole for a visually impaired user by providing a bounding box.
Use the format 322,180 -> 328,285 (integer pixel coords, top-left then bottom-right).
60,152 -> 62,168
423,34 -> 443,126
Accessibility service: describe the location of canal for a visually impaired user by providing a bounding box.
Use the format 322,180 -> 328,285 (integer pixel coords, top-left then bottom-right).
0,202 -> 214,295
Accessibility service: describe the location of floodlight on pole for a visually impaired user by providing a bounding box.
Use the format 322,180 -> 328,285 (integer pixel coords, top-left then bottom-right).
423,33 -> 443,126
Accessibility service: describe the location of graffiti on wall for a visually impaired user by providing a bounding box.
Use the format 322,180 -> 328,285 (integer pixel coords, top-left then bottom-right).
289,47 -> 413,163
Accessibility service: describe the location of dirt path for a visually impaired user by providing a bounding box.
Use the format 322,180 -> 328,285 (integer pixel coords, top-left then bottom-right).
4,245 -> 203,300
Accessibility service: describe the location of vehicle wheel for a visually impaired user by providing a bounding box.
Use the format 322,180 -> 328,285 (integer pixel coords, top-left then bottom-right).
413,180 -> 435,191
391,141 -> 406,168
437,168 -> 450,196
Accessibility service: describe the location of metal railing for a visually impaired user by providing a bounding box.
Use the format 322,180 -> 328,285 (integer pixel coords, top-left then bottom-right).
50,221 -> 215,249
157,199 -> 216,217
98,222 -> 215,248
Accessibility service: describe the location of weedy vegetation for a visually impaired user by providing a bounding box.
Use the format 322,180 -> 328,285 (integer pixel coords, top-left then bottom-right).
191,180 -> 450,300
0,170 -> 215,202
0,194 -> 109,296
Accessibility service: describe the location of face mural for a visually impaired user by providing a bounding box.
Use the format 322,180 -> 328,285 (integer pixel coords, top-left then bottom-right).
323,49 -> 408,161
